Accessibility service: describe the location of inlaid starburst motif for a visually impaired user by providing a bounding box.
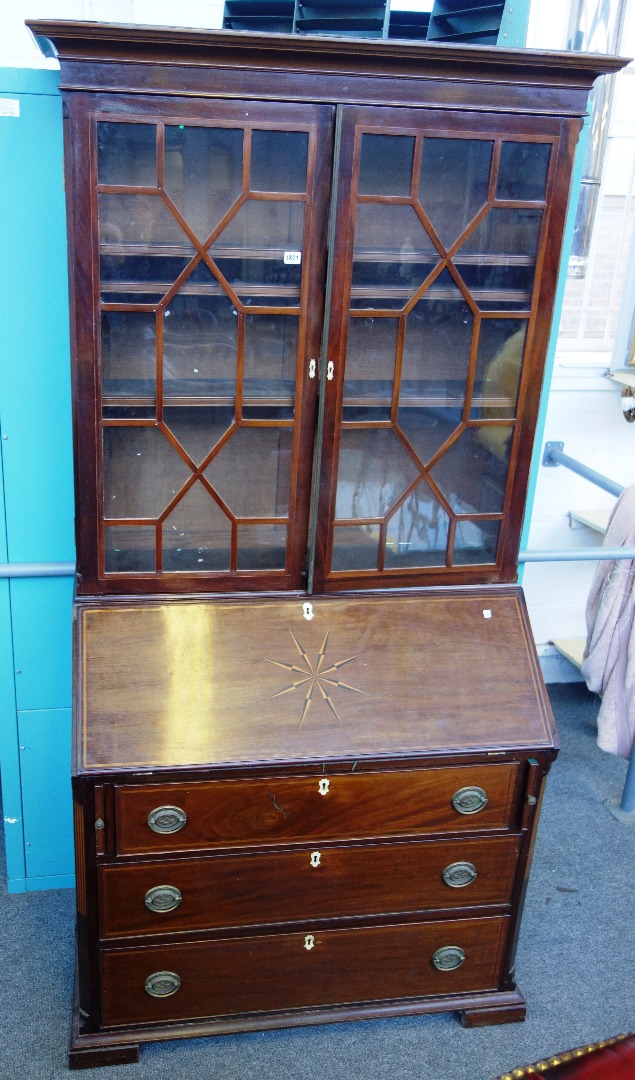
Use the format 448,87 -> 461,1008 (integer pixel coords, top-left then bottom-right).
266,630 -> 365,727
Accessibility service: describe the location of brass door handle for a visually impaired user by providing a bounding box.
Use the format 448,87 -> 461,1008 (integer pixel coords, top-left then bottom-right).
442,861 -> 477,888
144,885 -> 183,912
147,805 -> 188,834
432,946 -> 465,971
451,786 -> 488,815
144,971 -> 181,997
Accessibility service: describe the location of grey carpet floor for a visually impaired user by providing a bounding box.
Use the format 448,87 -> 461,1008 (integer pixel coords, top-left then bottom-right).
1,683 -> 633,1080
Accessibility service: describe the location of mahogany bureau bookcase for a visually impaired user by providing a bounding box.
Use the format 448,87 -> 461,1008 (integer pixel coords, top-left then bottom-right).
27,20 -> 625,1069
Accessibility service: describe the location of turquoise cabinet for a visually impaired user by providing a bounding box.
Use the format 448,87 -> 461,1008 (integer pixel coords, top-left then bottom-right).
0,69 -> 75,892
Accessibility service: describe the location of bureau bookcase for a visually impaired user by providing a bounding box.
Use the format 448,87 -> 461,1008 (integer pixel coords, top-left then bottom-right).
28,19 -> 624,1068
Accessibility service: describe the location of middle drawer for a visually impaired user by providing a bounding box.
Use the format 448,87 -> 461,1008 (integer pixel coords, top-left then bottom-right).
99,834 -> 521,938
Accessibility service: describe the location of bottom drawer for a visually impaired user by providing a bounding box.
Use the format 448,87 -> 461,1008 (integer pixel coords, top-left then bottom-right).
101,915 -> 509,1027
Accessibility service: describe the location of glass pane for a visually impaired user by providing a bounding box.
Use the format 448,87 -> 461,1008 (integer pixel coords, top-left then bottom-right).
331,525 -> 379,571
352,204 -> 438,310
343,317 -> 398,408
99,192 -> 194,302
98,123 -> 156,187
453,518 -> 500,565
163,295 -> 238,399
251,131 -> 308,192
358,134 -> 415,197
430,427 -> 512,515
244,314 -> 298,409
419,138 -> 493,249
104,526 -> 156,573
101,312 -> 156,399
455,208 -> 543,311
401,272 -> 473,406
212,200 -> 305,305
474,422 -> 515,464
384,481 -> 449,568
102,406 -> 155,421
163,407 -> 234,466
471,321 -> 527,419
99,193 -> 191,247
162,481 -> 231,571
335,429 -> 419,519
398,408 -> 461,467
204,427 -> 293,517
164,126 -> 244,242
103,426 -> 193,519
497,142 -> 551,202
237,524 -> 287,570
100,256 -> 192,301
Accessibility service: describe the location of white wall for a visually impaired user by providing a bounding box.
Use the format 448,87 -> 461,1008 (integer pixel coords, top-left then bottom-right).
2,0 -> 224,67
522,1 -> 635,678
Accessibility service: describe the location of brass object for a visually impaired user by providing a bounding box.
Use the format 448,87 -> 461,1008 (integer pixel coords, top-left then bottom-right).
432,946 -> 465,971
442,861 -> 477,888
147,805 -> 187,834
144,885 -> 183,913
452,786 -> 488,815
94,818 -> 104,831
493,1031 -> 632,1079
144,971 -> 181,997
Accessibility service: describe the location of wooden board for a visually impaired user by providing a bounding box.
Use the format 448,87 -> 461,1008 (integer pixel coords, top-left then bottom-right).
76,587 -> 555,771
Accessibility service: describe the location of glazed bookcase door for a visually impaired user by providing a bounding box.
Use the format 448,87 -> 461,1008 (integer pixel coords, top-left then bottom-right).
313,105 -> 567,592
69,95 -> 333,594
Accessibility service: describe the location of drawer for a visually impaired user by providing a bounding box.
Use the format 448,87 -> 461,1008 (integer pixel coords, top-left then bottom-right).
101,914 -> 509,1027
99,834 -> 521,938
114,763 -> 519,854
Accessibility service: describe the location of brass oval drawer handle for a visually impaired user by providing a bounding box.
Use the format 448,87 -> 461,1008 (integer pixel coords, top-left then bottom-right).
147,805 -> 188,835
144,884 -> 183,913
442,861 -> 477,888
432,946 -> 466,972
451,786 -> 488,815
144,970 -> 181,998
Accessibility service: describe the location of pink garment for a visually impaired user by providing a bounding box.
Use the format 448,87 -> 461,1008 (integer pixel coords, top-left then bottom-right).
581,484 -> 635,759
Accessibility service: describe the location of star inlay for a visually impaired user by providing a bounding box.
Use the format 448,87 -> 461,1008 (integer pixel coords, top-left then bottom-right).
266,630 -> 365,727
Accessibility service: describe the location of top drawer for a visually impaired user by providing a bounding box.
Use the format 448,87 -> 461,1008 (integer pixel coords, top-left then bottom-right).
114,764 -> 519,854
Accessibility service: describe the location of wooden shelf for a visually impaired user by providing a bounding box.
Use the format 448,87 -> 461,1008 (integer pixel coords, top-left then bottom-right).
100,244 -> 303,261
103,395 -> 294,408
100,243 -> 535,268
551,637 -> 585,671
100,281 -> 300,298
353,250 -> 535,266
608,368 -> 635,389
568,508 -> 612,535
350,284 -> 531,303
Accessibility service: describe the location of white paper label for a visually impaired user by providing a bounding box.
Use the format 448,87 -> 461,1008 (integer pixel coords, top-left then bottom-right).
0,99 -> 20,118
284,251 -> 302,265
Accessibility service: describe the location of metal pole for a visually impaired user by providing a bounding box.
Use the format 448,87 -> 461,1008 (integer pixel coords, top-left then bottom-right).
0,562 -> 75,579
542,441 -> 625,498
606,748 -> 635,823
520,547 -> 635,562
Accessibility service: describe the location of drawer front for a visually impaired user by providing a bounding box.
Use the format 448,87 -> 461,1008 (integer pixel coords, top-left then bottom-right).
99,834 -> 521,938
101,915 -> 509,1027
114,764 -> 518,854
